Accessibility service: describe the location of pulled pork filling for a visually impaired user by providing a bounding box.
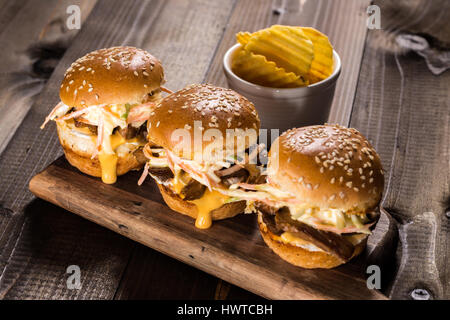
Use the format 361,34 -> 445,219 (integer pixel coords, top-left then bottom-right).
256,201 -> 380,261
147,162 -> 259,201
73,118 -> 148,140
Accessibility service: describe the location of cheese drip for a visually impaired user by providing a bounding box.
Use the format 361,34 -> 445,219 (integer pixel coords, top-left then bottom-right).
166,169 -> 231,229
189,189 -> 229,229
93,133 -> 142,184
98,153 -> 119,184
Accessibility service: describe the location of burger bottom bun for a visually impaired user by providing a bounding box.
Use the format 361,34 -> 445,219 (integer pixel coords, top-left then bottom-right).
258,216 -> 367,269
62,146 -> 144,178
157,183 -> 246,221
57,121 -> 145,178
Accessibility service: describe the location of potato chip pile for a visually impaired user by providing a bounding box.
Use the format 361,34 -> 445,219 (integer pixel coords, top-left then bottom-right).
232,25 -> 334,88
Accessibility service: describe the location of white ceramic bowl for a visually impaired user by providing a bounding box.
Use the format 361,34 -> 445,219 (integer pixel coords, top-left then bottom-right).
223,44 -> 341,133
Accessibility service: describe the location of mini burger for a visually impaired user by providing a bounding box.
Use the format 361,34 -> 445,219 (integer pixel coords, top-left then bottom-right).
139,84 -> 262,229
41,46 -> 165,184
234,124 -> 384,269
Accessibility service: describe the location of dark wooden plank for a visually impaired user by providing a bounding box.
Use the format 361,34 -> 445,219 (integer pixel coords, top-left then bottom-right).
29,159 -> 388,300
0,0 -> 239,299
114,244 -> 218,300
349,0 -> 450,299
0,0 -> 97,154
204,0 -> 372,126
0,199 -> 134,299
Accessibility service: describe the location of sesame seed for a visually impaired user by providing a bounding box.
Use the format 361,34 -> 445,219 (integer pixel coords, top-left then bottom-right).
346,181 -> 353,188
134,71 -> 139,77
330,178 -> 335,184
156,121 -> 160,127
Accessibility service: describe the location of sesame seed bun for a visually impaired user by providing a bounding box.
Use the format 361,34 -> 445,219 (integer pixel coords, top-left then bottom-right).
60,46 -> 164,108
268,125 -> 384,213
56,121 -> 145,178
257,213 -> 367,269
157,183 -> 246,221
147,84 -> 260,160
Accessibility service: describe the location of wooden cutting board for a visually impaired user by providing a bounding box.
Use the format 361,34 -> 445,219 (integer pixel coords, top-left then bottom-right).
29,156 -> 396,300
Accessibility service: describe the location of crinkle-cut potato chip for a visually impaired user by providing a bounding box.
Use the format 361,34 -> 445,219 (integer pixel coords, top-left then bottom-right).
244,25 -> 314,78
236,32 -> 252,46
231,48 -> 308,88
300,27 -> 334,84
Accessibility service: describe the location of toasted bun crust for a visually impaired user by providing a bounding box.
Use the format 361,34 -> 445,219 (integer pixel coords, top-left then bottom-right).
258,214 -> 367,269
60,46 -> 164,108
56,121 -> 145,177
157,183 -> 246,221
268,124 -> 384,212
147,84 -> 260,160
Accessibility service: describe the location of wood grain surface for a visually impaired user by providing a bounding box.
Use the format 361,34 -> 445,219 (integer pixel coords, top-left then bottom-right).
0,0 -> 96,154
0,0 -> 448,300
29,158 -> 388,300
349,0 -> 450,299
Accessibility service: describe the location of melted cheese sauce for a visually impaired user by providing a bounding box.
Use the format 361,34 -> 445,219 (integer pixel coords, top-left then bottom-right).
98,152 -> 119,184
277,232 -> 324,252
166,169 -> 231,229
96,133 -> 125,184
189,189 -> 229,229
90,132 -> 143,184
171,170 -> 190,196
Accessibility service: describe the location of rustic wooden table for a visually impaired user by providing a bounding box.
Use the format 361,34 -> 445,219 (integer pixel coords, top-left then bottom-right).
0,0 -> 448,300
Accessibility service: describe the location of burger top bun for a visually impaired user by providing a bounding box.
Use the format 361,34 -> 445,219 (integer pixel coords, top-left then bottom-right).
60,46 -> 164,108
147,84 -> 260,161
268,124 -> 384,212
